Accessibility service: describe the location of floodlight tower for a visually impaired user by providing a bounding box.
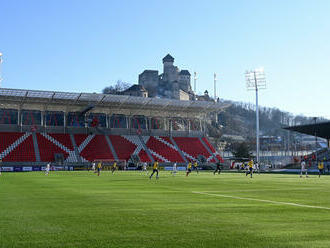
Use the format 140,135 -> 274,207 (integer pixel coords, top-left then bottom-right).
313,117 -> 318,163
245,68 -> 266,168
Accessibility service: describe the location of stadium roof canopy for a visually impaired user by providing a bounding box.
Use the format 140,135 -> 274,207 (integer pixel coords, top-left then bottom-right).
0,88 -> 229,113
283,121 -> 330,140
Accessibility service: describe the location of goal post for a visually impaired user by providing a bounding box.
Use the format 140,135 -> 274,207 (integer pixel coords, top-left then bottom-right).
93,159 -> 127,171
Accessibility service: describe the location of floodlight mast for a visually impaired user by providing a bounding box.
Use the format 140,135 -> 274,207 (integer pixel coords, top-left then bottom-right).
245,68 -> 266,169
313,117 -> 318,163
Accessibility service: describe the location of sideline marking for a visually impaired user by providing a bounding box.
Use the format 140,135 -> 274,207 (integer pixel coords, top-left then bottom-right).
192,191 -> 330,210
201,188 -> 316,193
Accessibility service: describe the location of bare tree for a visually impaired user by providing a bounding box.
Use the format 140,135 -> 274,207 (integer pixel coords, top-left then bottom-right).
103,80 -> 131,95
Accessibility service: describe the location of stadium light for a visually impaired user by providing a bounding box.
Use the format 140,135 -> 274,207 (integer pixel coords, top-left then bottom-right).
313,117 -> 318,163
245,67 -> 266,169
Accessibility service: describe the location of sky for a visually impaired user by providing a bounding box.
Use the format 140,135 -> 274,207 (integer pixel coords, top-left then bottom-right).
1,0 -> 330,118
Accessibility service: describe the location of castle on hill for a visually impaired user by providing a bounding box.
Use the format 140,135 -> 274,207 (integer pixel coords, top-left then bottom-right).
138,54 -> 194,100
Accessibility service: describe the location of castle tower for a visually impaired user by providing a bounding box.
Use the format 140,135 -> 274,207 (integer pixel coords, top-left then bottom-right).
178,70 -> 191,92
162,54 -> 178,82
163,54 -> 174,67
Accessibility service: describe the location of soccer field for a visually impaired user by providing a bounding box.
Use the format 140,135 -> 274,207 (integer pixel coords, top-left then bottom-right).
1,171 -> 330,248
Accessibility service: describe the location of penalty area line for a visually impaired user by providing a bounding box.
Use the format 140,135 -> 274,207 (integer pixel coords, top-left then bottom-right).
192,191 -> 330,210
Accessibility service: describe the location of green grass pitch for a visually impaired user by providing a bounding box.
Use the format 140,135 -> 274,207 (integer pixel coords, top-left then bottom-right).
1,171 -> 330,248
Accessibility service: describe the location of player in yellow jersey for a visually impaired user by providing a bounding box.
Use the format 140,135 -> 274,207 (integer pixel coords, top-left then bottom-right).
186,162 -> 192,176
149,160 -> 159,179
193,161 -> 199,174
97,162 -> 102,176
246,159 -> 253,178
318,160 -> 324,178
111,161 -> 117,174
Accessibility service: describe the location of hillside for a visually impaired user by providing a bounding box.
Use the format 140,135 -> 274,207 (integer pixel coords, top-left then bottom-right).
213,100 -> 328,149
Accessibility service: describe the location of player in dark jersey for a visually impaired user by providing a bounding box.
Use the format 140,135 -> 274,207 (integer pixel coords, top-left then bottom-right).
193,161 -> 199,174
213,162 -> 221,175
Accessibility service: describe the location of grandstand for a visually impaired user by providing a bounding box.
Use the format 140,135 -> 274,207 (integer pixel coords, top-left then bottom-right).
284,121 -> 330,170
0,88 -> 227,170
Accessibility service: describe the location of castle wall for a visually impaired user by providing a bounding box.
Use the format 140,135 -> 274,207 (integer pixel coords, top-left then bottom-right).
138,70 -> 158,97
163,64 -> 179,82
178,75 -> 191,93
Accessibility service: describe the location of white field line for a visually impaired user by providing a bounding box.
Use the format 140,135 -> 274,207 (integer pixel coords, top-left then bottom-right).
201,188 -> 317,193
192,191 -> 330,210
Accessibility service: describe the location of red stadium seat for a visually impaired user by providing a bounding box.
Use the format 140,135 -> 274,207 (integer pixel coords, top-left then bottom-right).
75,134 -> 114,161
146,136 -> 185,162
173,137 -> 213,162
0,131 -> 222,164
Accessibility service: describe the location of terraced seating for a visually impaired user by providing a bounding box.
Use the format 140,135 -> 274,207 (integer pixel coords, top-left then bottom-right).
173,137 -> 213,161
0,131 -> 223,164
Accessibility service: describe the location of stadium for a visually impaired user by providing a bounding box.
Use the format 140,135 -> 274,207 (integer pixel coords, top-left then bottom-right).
0,87 -> 226,171
1,87 -> 330,248
2,2 -> 330,247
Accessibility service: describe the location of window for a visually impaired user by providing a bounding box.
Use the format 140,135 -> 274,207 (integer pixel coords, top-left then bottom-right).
110,114 -> 127,128
45,111 -> 64,126
171,118 -> 187,131
189,119 -> 201,131
0,109 -> 18,124
150,117 -> 164,130
22,110 -> 41,125
67,112 -> 85,127
87,113 -> 106,127
131,116 -> 147,129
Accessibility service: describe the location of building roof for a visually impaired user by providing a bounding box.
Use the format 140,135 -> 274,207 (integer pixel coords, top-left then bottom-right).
162,54 -> 174,63
0,87 -> 230,114
284,121 -> 330,140
179,89 -> 189,94
141,70 -> 158,74
179,70 -> 191,76
123,84 -> 147,92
